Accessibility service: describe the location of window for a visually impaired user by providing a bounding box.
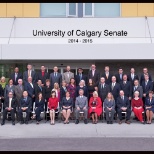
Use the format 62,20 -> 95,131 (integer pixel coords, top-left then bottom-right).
94,3 -> 120,17
66,3 -> 78,17
40,3 -> 66,17
83,3 -> 94,17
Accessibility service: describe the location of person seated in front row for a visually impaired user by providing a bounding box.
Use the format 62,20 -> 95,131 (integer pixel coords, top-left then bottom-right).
145,91 -> 154,124
31,92 -> 45,124
18,91 -> 32,124
104,92 -> 115,124
1,92 -> 16,126
61,91 -> 73,124
88,91 -> 102,124
117,90 -> 131,124
48,90 -> 59,125
75,89 -> 88,124
131,91 -> 144,124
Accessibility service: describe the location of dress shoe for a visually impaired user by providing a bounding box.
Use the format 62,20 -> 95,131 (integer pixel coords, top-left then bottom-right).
84,119 -> 88,124
36,121 -> 39,125
125,121 -> 130,124
25,121 -> 28,124
20,121 -> 24,124
1,121 -> 5,126
119,121 -> 122,124
75,119 -> 79,124
12,121 -> 15,125
110,121 -> 113,124
107,121 -> 110,124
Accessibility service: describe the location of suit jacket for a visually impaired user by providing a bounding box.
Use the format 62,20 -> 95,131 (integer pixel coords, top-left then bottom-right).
14,84 -> 24,102
120,81 -> 132,98
140,73 -> 152,85
104,99 -> 115,110
127,73 -> 139,85
20,96 -> 32,110
24,82 -> 35,98
10,72 -> 23,85
4,97 -> 17,109
4,85 -> 15,98
141,80 -> 153,96
60,87 -> 67,102
109,82 -> 121,101
35,99 -> 45,112
88,70 -> 100,86
23,70 -> 36,84
98,83 -> 110,102
34,84 -> 45,98
62,72 -> 74,84
116,96 -> 130,109
132,85 -> 143,98
75,74 -> 87,86
115,73 -> 124,83
101,72 -> 113,85
75,96 -> 88,109
75,86 -> 88,98
36,71 -> 49,86
50,72 -> 62,88
145,97 -> 154,108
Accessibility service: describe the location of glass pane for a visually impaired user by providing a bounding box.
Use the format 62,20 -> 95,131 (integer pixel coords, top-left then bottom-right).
85,3 -> 92,15
69,3 -> 76,15
94,3 -> 120,17
40,3 -> 66,17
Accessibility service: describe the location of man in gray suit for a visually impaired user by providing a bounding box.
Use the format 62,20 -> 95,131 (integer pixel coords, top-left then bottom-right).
75,89 -> 88,124
14,79 -> 24,109
50,66 -> 62,89
62,66 -> 74,85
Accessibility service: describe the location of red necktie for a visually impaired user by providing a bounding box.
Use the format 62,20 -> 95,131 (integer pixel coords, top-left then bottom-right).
42,72 -> 45,77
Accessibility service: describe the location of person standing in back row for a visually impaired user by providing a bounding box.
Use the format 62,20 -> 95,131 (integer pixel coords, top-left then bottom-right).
101,66 -> 112,85
62,66 -> 74,86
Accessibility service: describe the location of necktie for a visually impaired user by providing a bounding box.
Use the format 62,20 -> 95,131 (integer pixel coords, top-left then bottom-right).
28,70 -> 31,77
121,96 -> 124,102
39,86 -> 42,91
106,73 -> 108,79
54,72 -> 56,78
30,83 -> 33,88
92,70 -> 94,77
15,73 -> 17,81
67,72 -> 69,78
120,74 -> 122,80
9,98 -> 12,108
79,74 -> 82,80
20,85 -> 22,91
112,83 -> 115,90
131,74 -> 134,80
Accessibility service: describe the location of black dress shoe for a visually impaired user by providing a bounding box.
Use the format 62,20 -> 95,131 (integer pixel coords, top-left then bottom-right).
75,119 -> 79,124
25,121 -> 28,124
20,121 -> 24,124
84,119 -> 88,124
107,121 -> 109,124
110,121 -> 113,124
12,122 -> 15,125
1,122 -> 5,126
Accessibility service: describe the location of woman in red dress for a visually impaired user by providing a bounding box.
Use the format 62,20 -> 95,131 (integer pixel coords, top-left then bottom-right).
131,91 -> 144,124
88,91 -> 102,124
48,90 -> 59,125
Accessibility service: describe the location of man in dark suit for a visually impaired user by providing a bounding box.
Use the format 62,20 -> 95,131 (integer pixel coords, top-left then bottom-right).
109,76 -> 121,102
141,74 -> 153,103
75,68 -> 87,86
140,67 -> 152,85
115,68 -> 124,83
101,66 -> 112,85
1,92 -> 16,125
36,65 -> 49,86
10,67 -> 23,85
24,76 -> 35,107
87,64 -> 100,86
117,90 -> 131,124
98,77 -> 110,104
50,66 -> 62,89
34,80 -> 45,98
127,68 -> 139,86
120,74 -> 132,101
23,64 -> 36,84
133,79 -> 143,99
18,91 -> 32,124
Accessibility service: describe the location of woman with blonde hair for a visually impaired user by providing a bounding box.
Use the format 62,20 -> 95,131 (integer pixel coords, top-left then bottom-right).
52,82 -> 60,103
104,92 -> 115,124
88,91 -> 102,124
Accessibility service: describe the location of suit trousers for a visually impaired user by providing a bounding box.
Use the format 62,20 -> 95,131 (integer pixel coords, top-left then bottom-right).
35,108 -> 42,121
3,109 -> 15,122
18,109 -> 30,122
105,109 -> 115,122
117,108 -> 131,121
75,108 -> 88,120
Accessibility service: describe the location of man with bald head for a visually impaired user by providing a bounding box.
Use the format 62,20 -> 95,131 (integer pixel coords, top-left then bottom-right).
18,91 -> 32,124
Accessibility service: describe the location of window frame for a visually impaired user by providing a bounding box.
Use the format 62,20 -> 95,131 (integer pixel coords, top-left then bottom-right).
83,3 -> 94,17
66,3 -> 78,17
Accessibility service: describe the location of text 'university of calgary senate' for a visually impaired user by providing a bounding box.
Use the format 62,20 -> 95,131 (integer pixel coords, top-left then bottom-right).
32,30 -> 128,37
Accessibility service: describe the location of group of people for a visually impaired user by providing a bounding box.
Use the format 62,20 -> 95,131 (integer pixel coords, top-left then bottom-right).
0,63 -> 154,126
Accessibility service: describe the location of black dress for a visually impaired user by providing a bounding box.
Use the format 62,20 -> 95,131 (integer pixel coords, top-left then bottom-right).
87,85 -> 95,101
61,97 -> 73,111
44,85 -> 52,111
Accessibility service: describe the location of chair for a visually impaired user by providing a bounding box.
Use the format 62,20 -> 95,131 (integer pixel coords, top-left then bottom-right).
45,102 -> 60,123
